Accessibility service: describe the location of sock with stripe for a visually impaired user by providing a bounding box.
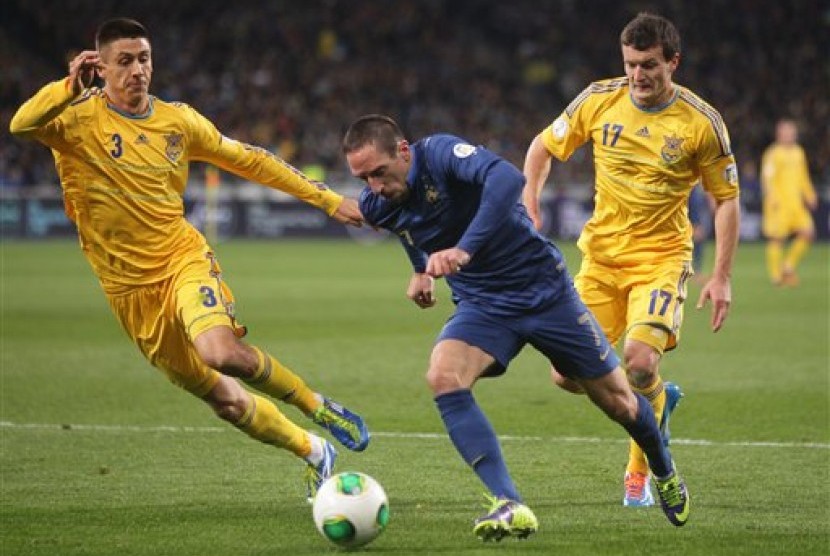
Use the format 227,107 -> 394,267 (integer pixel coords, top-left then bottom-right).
435,389 -> 521,501
234,393 -> 312,458
622,392 -> 673,479
244,347 -> 320,415
626,377 -> 666,475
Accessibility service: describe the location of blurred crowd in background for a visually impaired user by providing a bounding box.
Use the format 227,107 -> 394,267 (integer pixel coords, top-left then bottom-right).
2,0 -> 828,203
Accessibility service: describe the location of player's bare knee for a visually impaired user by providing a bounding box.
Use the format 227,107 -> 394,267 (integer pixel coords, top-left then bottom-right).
623,353 -> 658,389
425,366 -> 459,395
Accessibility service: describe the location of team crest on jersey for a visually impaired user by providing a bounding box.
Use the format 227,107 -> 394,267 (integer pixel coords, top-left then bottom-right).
164,133 -> 184,162
453,143 -> 477,158
660,133 -> 685,164
424,183 -> 440,204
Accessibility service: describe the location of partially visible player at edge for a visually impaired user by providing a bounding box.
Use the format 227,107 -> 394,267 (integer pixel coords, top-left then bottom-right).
9,18 -> 370,501
523,12 -> 740,506
761,118 -> 817,287
343,114 -> 690,542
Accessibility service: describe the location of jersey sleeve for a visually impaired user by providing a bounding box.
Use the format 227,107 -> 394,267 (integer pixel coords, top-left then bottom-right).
428,136 -> 524,257
9,78 -> 79,151
183,105 -> 344,215
697,117 -> 740,201
539,84 -> 595,162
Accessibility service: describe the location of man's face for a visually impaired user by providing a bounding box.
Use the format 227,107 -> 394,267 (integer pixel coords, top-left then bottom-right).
622,43 -> 678,108
776,121 -> 798,145
98,37 -> 152,109
346,141 -> 412,204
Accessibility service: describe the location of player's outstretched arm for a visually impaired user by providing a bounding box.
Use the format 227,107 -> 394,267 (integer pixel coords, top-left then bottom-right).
10,50 -> 99,138
330,197 -> 364,227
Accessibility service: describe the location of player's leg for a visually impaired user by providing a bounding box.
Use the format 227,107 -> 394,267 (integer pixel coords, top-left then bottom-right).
576,367 -> 689,526
763,209 -> 786,285
782,211 -> 815,286
766,238 -> 786,285
621,261 -> 690,504
526,283 -> 688,526
200,371 -> 335,502
105,280 -> 335,502
552,258 -> 627,396
430,305 -> 538,541
179,251 -> 369,451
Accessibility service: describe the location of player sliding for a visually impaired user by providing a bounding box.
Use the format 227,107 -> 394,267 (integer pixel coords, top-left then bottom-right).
343,114 -> 690,542
9,17 -> 369,502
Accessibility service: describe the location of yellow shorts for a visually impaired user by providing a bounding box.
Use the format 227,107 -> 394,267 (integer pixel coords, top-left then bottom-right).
574,257 -> 693,353
762,205 -> 814,239
106,248 -> 246,397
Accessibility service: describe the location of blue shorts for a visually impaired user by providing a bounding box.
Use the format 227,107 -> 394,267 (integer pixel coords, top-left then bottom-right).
436,284 -> 620,380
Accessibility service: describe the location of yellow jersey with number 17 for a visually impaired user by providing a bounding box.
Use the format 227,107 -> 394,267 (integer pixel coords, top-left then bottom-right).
540,77 -> 739,266
10,78 -> 344,293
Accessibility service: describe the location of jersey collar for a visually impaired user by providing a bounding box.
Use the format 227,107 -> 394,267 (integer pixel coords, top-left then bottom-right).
630,85 -> 680,113
106,95 -> 155,119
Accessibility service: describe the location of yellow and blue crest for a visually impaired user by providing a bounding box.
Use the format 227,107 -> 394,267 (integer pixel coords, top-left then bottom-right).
660,133 -> 685,165
164,133 -> 184,163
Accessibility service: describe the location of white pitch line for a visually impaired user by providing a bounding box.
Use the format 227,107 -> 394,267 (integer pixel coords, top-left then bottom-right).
2,420 -> 827,450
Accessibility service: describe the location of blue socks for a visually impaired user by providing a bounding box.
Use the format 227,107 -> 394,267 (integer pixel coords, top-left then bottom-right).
435,389 -> 521,501
623,392 -> 673,478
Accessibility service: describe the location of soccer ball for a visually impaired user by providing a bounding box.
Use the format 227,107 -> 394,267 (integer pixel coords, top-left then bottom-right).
312,472 -> 389,549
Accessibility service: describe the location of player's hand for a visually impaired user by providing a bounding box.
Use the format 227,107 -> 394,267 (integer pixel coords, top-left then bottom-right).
425,247 -> 471,278
407,273 -> 436,308
697,274 -> 731,332
68,50 -> 100,95
332,197 -> 364,227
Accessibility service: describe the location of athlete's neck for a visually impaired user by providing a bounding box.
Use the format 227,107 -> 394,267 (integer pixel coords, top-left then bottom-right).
105,91 -> 151,117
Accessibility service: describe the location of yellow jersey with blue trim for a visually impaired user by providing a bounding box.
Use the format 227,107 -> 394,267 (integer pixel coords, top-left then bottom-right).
540,77 -> 739,266
761,142 -> 815,213
10,78 -> 343,292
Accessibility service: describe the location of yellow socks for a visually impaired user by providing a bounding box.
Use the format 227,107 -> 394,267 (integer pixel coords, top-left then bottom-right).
785,236 -> 810,272
766,241 -> 784,283
627,378 -> 666,476
246,347 -> 320,415
234,394 -> 311,458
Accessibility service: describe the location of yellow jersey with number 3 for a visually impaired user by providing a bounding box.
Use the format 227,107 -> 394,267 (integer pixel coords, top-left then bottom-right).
540,77 -> 739,266
10,78 -> 343,292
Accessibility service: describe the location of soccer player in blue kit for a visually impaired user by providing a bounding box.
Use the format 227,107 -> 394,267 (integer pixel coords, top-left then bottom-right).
342,115 -> 690,541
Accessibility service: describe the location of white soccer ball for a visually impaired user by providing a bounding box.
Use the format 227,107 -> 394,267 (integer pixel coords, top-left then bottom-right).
312,472 -> 389,549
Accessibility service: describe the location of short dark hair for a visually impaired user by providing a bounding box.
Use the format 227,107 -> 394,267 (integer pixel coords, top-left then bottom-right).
620,12 -> 680,61
342,114 -> 404,157
95,18 -> 149,50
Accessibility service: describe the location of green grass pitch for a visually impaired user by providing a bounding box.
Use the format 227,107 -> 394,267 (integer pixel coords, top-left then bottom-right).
2,239 -> 828,555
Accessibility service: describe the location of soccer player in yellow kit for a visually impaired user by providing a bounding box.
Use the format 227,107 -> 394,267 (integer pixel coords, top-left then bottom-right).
761,119 -> 817,286
9,18 -> 370,501
523,13 -> 740,507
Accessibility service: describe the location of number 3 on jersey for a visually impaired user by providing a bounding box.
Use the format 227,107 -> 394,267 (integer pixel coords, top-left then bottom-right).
199,286 -> 218,307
